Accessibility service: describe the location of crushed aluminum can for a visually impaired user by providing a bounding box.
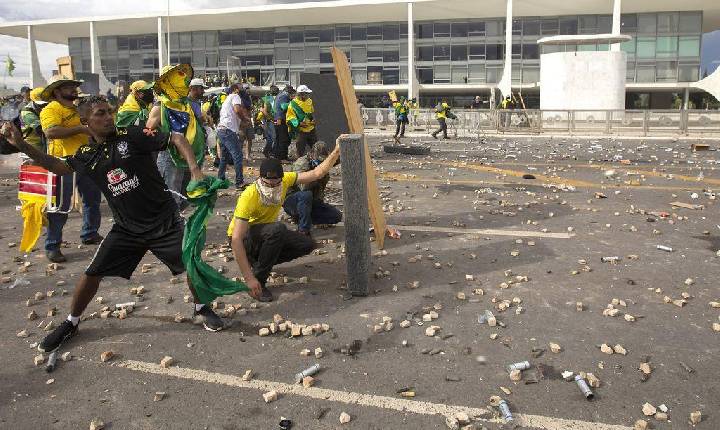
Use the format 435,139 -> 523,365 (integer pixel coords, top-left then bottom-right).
574,375 -> 594,400
294,363 -> 321,384
498,400 -> 513,422
506,361 -> 531,373
656,245 -> 673,252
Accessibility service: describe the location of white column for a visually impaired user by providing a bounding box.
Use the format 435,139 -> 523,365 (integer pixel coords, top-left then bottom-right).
611,0 -> 622,51
90,21 -> 98,73
683,87 -> 690,110
157,17 -> 166,71
407,2 -> 415,101
27,25 -> 47,87
497,0 -> 513,98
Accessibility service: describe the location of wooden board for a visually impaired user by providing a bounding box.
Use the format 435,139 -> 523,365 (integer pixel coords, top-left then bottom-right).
331,47 -> 387,249
299,73 -> 350,147
56,56 -> 74,80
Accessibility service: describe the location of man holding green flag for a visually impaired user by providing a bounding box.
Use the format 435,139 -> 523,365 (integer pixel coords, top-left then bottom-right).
286,84 -> 316,158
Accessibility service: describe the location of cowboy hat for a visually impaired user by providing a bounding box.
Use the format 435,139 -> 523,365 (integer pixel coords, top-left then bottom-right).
154,64 -> 194,100
40,75 -> 83,101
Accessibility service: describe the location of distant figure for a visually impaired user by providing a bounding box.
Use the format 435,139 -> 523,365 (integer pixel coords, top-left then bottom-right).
431,99 -> 455,140
471,96 -> 482,109
286,84 -> 316,158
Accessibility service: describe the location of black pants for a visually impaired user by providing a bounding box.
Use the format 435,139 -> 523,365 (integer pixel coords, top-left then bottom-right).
243,222 -> 315,286
432,118 -> 448,139
274,121 -> 290,160
394,120 -> 407,137
296,129 -> 317,158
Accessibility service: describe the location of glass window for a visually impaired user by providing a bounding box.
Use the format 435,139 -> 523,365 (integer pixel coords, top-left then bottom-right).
679,12 -> 701,33
637,14 -> 656,34
117,36 -> 129,50
417,67 -> 433,84
578,44 -> 597,52
320,52 -> 332,63
305,45 -> 319,63
192,31 -> 205,48
621,14 -> 637,33
452,23 -> 468,38
512,43 -> 521,59
383,24 -> 399,41
290,49 -> 304,64
486,44 -> 503,61
523,67 -> 539,83
541,19 -> 559,35
206,53 -> 218,68
433,65 -> 450,83
434,45 -> 451,61
485,21 -> 501,37
657,13 -> 678,34
336,26 -> 350,41
382,68 -> 399,84
626,62 -> 636,82
417,46 -> 433,61
523,20 -> 540,36
179,33 -> 192,49
451,45 -> 467,61
559,18 -> 578,35
206,31 -> 218,48
434,23 -> 450,37
304,29 -> 320,42
522,44 -> 539,59
351,68 -> 367,85
260,30 -> 274,44
246,30 -> 260,44
232,30 -> 245,45
367,25 -> 382,40
289,31 -> 303,43
469,44 -> 485,60
367,50 -> 383,62
351,46 -> 367,63
452,66 -> 468,84
417,23 -> 434,39
656,61 -> 678,81
275,30 -> 289,42
636,65 -> 655,82
468,21 -> 485,36
598,16 -> 612,33
486,65 -> 502,83
656,36 -> 678,58
512,19 -> 522,36
621,39 -> 636,56
275,68 -> 289,82
219,31 -> 232,46
468,64 -> 485,83
636,37 -> 656,58
579,16 -> 597,34
367,66 -> 382,84
383,50 -> 399,62
678,64 -> 699,82
678,36 -> 700,57
275,47 -> 289,62
351,25 -> 367,41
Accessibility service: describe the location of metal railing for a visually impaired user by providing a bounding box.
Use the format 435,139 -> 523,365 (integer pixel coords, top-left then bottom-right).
361,108 -> 720,137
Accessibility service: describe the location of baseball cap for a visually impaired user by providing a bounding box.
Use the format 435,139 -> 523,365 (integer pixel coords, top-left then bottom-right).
297,84 -> 312,94
29,87 -> 48,105
130,80 -> 153,91
259,158 -> 284,180
189,78 -> 208,88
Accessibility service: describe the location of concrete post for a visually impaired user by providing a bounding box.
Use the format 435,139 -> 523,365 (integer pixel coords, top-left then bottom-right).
683,87 -> 690,110
407,2 -> 415,102
157,17 -> 166,71
339,134 -> 371,297
611,0 -> 622,51
497,0 -> 513,98
26,25 -> 46,87
90,21 -> 98,73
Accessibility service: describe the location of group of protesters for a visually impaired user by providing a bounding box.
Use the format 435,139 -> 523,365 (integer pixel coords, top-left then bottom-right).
0,63 -> 343,353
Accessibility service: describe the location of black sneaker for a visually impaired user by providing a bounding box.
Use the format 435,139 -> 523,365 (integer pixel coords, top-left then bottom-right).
258,286 -> 274,303
46,249 -> 67,263
38,320 -> 78,353
82,234 -> 104,245
194,306 -> 225,332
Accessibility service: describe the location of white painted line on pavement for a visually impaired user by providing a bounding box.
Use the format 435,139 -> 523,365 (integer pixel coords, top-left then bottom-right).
390,225 -> 574,239
117,360 -> 632,430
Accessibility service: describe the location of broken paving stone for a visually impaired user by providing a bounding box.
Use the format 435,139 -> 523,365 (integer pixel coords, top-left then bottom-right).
613,344 -> 628,355
642,403 -> 657,416
600,344 -> 614,355
500,386 -> 512,395
27,310 -> 37,320
33,354 -> 45,366
302,376 -> 315,388
690,411 -> 702,425
639,362 -> 652,375
586,373 -> 601,388
456,292 -> 466,300
624,314 -> 636,322
259,327 -> 270,337
241,369 -> 253,381
263,391 -> 278,403
300,349 -> 311,357
509,369 -> 522,382
314,348 -> 324,358
561,371 -> 574,381
713,323 -> 720,332
655,412 -> 668,422
400,320 -> 411,328
339,412 -> 352,424
17,329 -> 29,338
160,356 -> 175,368
60,352 -> 72,362
634,419 -> 649,430
100,351 -> 114,362
549,342 -> 562,353
154,392 -> 166,402
43,321 -> 55,332
89,418 -> 105,430
425,326 -> 440,337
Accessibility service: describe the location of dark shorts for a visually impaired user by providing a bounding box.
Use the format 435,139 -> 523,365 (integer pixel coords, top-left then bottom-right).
85,216 -> 185,279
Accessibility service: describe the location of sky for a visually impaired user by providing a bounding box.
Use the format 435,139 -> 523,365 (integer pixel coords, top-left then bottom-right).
1,0 -> 720,90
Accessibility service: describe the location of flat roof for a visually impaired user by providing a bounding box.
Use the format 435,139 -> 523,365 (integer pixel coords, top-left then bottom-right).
1,0 -> 719,44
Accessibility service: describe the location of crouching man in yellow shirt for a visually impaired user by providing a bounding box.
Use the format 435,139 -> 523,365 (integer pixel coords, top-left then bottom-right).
228,141 -> 341,302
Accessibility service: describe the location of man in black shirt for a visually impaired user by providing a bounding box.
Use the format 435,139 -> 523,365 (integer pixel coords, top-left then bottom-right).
1,96 -> 249,353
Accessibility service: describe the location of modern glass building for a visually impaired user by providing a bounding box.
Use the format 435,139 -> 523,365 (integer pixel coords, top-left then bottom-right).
1,0 -> 719,108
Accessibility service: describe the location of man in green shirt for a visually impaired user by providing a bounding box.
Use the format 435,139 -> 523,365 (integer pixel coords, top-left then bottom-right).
19,87 -> 48,151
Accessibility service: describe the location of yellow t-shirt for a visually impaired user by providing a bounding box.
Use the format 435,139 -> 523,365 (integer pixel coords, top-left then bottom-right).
226,172 -> 298,236
40,101 -> 88,157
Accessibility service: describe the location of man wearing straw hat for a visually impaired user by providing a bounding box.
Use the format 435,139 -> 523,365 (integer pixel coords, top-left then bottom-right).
39,76 -> 103,263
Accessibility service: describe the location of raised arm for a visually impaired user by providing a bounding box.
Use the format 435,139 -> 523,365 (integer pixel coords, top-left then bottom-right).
296,141 -> 341,185
1,122 -> 73,175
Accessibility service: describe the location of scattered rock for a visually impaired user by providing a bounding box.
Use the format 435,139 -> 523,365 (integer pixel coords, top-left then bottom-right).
549,342 -> 562,353
241,369 -> 253,381
154,392 -> 166,402
100,351 -> 114,362
259,327 -> 270,337
613,344 -> 627,355
16,329 -> 29,338
302,376 -> 315,388
600,344 -> 614,355
689,411 -> 702,425
509,369 -> 522,382
60,352 -> 72,362
33,354 -> 45,366
160,356 -> 174,368
642,402 -> 657,416
263,390 -> 278,403
339,412 -> 351,424
633,419 -> 648,430
89,418 -> 105,430
314,347 -> 323,358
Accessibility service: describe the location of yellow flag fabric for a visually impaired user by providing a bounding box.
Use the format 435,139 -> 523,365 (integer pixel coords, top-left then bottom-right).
19,194 -> 46,252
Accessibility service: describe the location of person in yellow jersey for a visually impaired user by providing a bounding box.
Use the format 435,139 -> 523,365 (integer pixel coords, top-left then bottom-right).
115,80 -> 154,128
39,76 -> 103,263
19,87 -> 48,152
228,142 -> 341,302
286,84 -> 316,158
431,98 -> 454,140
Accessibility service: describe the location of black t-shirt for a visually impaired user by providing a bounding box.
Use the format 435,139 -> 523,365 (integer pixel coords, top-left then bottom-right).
66,126 -> 178,234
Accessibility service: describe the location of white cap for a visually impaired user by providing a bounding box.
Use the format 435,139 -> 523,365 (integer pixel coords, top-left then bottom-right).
297,84 -> 312,94
189,78 -> 207,88
241,82 -> 251,90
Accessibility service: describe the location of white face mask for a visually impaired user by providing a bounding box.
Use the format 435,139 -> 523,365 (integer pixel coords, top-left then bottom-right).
256,179 -> 283,206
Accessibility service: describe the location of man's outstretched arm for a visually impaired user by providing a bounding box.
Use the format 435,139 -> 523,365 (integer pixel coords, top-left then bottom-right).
1,122 -> 73,176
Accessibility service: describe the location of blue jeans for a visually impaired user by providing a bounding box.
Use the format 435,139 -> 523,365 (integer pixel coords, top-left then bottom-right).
45,172 -> 102,251
262,120 -> 276,156
156,150 -> 189,210
283,190 -> 342,232
217,127 -> 244,187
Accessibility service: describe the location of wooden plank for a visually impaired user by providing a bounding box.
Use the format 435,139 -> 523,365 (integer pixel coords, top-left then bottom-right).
390,225 -> 574,239
331,47 -> 387,249
669,201 -> 704,210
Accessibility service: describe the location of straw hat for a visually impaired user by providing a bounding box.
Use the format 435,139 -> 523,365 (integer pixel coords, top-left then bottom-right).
40,75 -> 83,101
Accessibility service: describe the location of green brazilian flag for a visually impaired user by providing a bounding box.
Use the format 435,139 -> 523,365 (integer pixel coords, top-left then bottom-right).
183,176 -> 248,304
